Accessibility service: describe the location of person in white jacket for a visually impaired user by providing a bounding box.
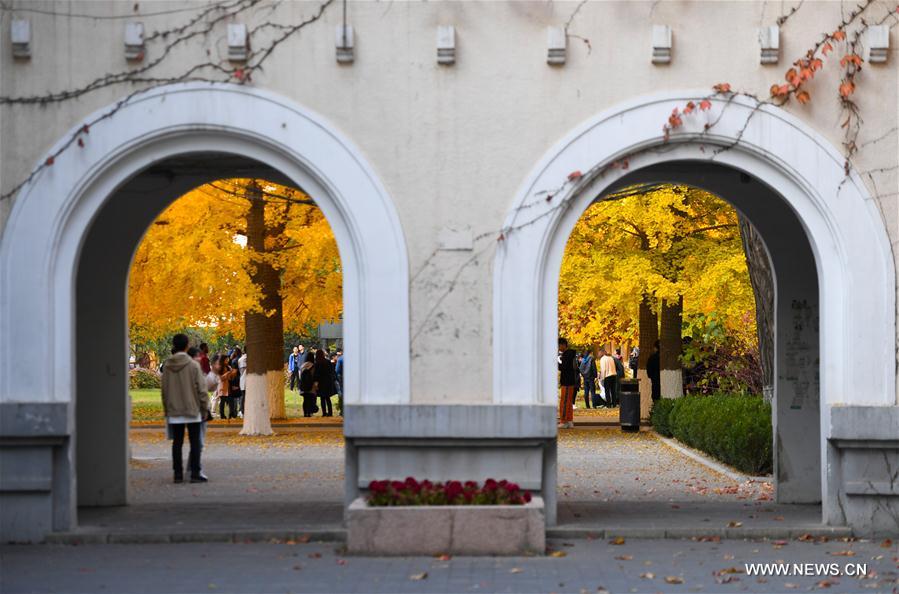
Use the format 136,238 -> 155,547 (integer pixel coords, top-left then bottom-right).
237,347 -> 248,418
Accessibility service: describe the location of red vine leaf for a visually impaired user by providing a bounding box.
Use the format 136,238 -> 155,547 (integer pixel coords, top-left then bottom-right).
796,90 -> 811,104
683,101 -> 695,115
699,99 -> 712,111
839,81 -> 856,97
832,30 -> 846,42
713,83 -> 732,93
77,138 -> 85,148
822,42 -> 834,55
567,170 -> 583,181
45,156 -> 55,166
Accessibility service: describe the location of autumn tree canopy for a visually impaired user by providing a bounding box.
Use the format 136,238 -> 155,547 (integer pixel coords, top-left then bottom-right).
558,184 -> 757,351
128,178 -> 342,350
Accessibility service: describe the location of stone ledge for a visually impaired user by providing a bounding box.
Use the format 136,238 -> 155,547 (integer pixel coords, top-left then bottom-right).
0,403 -> 68,437
344,405 -> 556,439
347,496 -> 545,555
830,406 -> 899,441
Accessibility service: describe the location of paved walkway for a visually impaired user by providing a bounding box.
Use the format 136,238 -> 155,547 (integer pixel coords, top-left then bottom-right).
3,537 -> 895,593
57,426 -> 834,542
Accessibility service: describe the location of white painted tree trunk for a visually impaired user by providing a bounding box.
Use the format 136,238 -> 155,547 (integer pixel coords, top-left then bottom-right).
240,372 -> 275,436
637,369 -> 653,420
660,369 -> 684,398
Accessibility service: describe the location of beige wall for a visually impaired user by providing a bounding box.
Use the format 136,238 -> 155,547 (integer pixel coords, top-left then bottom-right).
1,0 -> 896,403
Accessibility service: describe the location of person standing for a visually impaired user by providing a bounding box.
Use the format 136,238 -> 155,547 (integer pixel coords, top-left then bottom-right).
578,348 -> 597,409
217,355 -> 238,420
228,348 -> 243,419
288,346 -> 301,392
613,348 -> 625,403
629,346 -> 639,380
334,350 -> 344,417
237,347 -> 248,417
647,340 -> 661,401
299,352 -> 317,417
313,349 -> 336,417
599,347 -> 618,408
161,333 -> 209,483
198,342 -> 211,375
557,337 -> 577,428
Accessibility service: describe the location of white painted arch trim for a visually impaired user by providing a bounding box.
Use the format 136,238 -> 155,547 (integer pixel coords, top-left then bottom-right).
0,82 -> 410,406
493,90 -> 896,414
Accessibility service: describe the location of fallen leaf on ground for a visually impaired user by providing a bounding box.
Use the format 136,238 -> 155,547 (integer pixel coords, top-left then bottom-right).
509,568 -> 524,574
307,552 -> 321,559
830,550 -> 855,556
336,559 -> 347,566
727,521 -> 743,528
664,576 -> 684,584
435,554 -> 451,561
549,550 -> 567,558
639,572 -> 655,579
609,537 -> 626,545
816,579 -> 835,588
614,555 -> 633,561
880,539 -> 892,548
714,567 -> 745,575
409,572 -> 428,581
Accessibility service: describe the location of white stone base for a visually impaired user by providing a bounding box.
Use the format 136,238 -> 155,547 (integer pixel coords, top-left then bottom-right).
347,496 -> 545,555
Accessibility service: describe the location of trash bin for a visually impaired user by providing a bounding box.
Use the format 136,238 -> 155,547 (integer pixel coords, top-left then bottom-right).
619,379 -> 640,432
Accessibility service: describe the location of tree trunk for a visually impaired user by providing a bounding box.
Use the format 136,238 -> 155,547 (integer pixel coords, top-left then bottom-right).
637,293 -> 659,419
739,216 -> 775,402
659,296 -> 684,398
240,181 -> 283,435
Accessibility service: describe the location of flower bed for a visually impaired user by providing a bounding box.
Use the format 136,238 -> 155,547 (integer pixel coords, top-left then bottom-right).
366,477 -> 532,506
349,478 -> 544,555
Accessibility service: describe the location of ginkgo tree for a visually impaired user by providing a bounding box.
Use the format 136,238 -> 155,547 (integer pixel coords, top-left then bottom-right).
129,178 -> 342,433
559,184 -> 758,411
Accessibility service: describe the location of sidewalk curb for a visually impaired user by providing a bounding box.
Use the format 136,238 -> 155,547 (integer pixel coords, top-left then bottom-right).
130,423 -> 344,430
547,525 -> 853,540
44,528 -> 346,546
653,434 -> 769,484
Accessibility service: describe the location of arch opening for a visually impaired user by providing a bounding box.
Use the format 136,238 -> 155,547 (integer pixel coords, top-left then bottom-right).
76,157 -> 349,534
552,162 -> 821,530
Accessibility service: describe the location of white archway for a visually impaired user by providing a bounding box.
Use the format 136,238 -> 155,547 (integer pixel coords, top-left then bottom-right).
493,91 -> 896,527
0,83 -> 410,534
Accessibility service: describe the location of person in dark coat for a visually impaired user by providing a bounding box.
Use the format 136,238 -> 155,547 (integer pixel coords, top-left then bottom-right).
647,340 -> 661,401
299,351 -> 317,417
313,349 -> 337,417
557,337 -> 578,428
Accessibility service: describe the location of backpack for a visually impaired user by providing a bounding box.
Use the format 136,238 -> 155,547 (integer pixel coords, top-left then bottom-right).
614,356 -> 625,378
299,366 -> 315,392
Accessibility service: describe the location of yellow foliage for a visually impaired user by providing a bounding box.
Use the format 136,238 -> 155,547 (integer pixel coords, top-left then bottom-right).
559,184 -> 756,347
129,179 -> 342,342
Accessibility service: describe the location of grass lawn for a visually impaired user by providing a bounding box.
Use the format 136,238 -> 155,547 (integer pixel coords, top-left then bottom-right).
130,388 -> 338,423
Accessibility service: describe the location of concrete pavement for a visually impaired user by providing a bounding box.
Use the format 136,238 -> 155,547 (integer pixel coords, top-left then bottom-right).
3,536 -> 896,593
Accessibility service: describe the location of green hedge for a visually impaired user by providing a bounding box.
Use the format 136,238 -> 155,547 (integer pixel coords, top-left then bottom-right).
129,367 -> 161,390
650,394 -> 772,475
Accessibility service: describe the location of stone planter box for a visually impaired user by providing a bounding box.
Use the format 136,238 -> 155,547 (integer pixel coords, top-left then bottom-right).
347,496 -> 545,555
